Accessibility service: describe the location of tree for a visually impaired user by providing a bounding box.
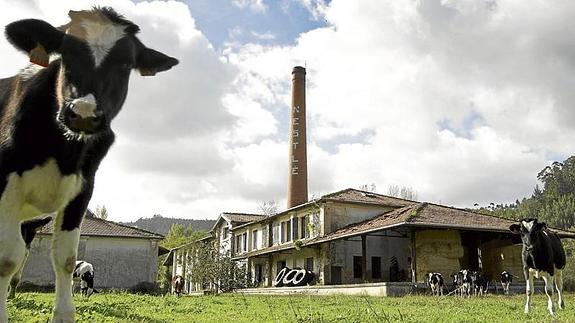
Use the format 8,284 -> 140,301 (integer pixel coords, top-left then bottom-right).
94,205 -> 109,220
387,184 -> 418,201
185,240 -> 251,292
257,200 -> 278,216
359,183 -> 377,192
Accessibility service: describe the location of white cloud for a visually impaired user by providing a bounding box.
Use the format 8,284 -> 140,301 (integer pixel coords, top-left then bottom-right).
221,0 -> 575,208
232,0 -> 267,13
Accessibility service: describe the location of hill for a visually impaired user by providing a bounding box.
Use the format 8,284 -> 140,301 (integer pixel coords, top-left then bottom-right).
122,214 -> 215,235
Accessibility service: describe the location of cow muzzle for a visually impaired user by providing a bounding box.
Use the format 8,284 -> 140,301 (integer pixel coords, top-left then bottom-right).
62,94 -> 104,134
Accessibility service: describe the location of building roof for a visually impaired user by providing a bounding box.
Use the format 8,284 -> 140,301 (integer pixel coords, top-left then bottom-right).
38,213 -> 164,240
234,202 -> 575,259
312,202 -> 575,243
223,212 -> 267,224
232,188 -> 416,231
322,188 -> 416,208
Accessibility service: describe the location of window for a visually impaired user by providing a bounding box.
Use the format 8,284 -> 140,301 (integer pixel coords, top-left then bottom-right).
353,256 -> 363,279
292,217 -> 299,240
242,233 -> 247,252
286,220 -> 292,242
372,257 -> 382,279
234,235 -> 240,254
300,215 -> 310,239
252,230 -> 258,250
272,223 -> 280,245
281,221 -> 287,243
305,257 -> 314,272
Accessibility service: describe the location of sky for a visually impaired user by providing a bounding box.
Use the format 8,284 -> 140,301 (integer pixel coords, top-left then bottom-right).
1,0 -> 574,222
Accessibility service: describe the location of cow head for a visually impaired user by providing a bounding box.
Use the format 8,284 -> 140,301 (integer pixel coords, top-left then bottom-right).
81,271 -> 94,297
509,218 -> 547,252
5,7 -> 178,139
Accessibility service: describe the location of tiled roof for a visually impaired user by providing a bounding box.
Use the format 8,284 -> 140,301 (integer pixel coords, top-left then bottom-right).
322,188 -> 417,208
232,189 -> 416,230
310,203 -> 575,243
38,214 -> 164,239
234,202 -> 575,259
223,212 -> 267,224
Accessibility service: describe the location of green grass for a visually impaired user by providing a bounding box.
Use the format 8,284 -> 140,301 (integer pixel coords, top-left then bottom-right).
7,292 -> 575,322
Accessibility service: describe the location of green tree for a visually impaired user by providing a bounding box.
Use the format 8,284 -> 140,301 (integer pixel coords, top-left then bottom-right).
94,205 -> 109,220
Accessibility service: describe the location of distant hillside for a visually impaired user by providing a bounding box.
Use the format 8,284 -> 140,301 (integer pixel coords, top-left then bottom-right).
122,215 -> 215,236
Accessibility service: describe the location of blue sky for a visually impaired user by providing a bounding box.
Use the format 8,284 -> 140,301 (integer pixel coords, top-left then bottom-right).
183,0 -> 328,48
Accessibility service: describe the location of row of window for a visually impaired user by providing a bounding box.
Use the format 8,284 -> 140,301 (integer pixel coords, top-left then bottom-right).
232,213 -> 317,254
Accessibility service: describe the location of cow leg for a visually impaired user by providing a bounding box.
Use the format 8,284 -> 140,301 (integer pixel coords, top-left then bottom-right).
51,211 -> 81,323
7,248 -> 29,299
0,218 -> 26,323
555,270 -> 564,310
541,272 -> 555,316
524,270 -> 534,314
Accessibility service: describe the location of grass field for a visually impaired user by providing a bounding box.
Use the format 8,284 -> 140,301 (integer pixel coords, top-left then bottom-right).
7,292 -> 575,322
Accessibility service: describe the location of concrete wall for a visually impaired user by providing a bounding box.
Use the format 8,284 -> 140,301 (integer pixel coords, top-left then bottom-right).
22,235 -> 159,289
323,202 -> 395,234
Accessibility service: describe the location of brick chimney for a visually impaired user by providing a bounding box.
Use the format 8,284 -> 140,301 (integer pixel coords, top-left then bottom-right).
287,66 -> 308,208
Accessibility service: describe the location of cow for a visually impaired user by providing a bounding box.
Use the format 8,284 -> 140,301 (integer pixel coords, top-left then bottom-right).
500,271 -> 514,295
8,216 -> 52,299
427,273 -> 444,296
173,275 -> 184,297
457,269 -> 473,297
72,261 -> 97,297
471,271 -> 488,296
509,218 -> 566,315
0,7 -> 178,322
451,272 -> 463,296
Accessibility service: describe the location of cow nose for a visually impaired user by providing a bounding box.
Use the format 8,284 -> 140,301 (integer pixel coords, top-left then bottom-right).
64,107 -> 103,134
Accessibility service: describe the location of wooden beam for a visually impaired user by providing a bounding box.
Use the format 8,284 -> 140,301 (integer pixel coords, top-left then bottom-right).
361,234 -> 367,282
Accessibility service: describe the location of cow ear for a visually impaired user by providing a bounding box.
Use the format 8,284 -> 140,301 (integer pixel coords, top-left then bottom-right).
509,224 -> 521,234
537,222 -> 547,230
136,47 -> 179,76
5,19 -> 65,67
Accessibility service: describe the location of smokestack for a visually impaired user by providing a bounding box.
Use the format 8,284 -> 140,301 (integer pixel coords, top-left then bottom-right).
287,66 -> 308,208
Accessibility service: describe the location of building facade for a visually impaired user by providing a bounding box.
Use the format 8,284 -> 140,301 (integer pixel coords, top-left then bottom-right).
168,188 -> 575,294
22,213 -> 164,289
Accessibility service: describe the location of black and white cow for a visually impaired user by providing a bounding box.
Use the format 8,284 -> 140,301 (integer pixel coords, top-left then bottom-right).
451,271 -> 462,296
471,271 -> 488,296
0,7 -> 177,322
8,216 -> 52,299
509,218 -> 566,315
73,261 -> 97,297
427,273 -> 444,296
173,275 -> 184,297
500,271 -> 514,295
458,269 -> 473,297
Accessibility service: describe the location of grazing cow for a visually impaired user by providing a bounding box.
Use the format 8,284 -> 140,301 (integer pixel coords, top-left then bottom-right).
173,275 -> 184,297
0,7 -> 178,322
500,271 -> 514,295
471,271 -> 488,296
8,216 -> 52,299
72,261 -> 97,297
451,272 -> 463,296
457,269 -> 473,297
427,273 -> 444,296
509,218 -> 566,315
